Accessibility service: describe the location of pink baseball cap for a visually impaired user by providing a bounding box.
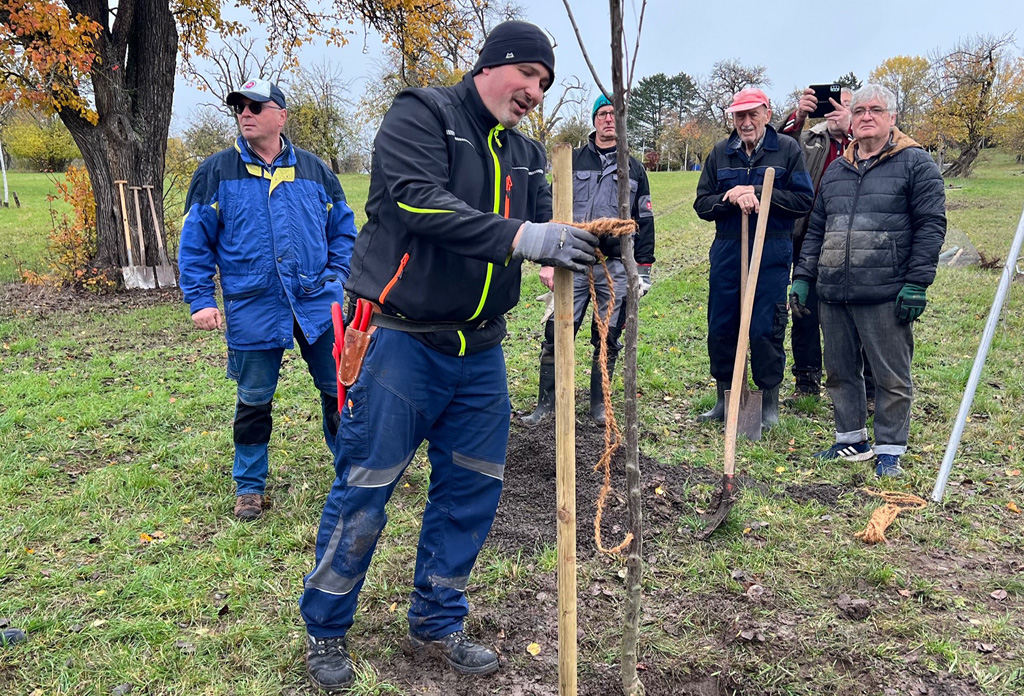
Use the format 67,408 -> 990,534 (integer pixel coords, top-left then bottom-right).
725,88 -> 770,114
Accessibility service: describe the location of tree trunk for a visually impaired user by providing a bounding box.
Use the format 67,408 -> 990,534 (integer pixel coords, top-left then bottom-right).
943,137 -> 984,178
59,0 -> 178,275
610,1 -> 644,695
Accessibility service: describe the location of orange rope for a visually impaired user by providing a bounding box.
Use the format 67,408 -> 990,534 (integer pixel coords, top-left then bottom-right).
853,489 -> 927,544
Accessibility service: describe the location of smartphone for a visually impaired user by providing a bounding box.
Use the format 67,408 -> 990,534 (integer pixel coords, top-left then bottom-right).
808,83 -> 842,118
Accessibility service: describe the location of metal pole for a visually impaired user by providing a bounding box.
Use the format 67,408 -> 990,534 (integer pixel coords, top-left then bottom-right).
931,205 -> 1024,502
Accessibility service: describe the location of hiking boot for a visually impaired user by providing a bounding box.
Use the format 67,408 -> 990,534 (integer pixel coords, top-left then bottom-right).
697,382 -> 727,423
813,441 -> 874,462
233,493 -> 263,520
1,628 -> 26,647
306,634 -> 355,692
522,363 -> 555,427
761,385 -> 780,429
404,630 -> 499,675
875,454 -> 904,478
589,357 -> 616,427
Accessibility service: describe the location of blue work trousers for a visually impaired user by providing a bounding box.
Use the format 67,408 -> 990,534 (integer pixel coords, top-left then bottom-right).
707,237 -> 792,389
227,320 -> 339,495
300,329 -> 510,640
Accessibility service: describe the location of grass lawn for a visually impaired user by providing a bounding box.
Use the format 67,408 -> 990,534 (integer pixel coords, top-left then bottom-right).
1,150 -> 1023,695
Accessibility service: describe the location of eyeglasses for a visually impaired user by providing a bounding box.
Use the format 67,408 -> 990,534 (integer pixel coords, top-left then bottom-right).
231,102 -> 282,116
851,106 -> 888,119
594,110 -> 615,121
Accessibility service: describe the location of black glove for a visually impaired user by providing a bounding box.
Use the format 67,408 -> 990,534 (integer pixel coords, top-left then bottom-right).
513,222 -> 598,273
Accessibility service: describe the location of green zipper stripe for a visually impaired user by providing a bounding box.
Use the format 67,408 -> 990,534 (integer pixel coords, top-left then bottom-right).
465,125 -> 505,323
457,331 -> 466,356
397,201 -> 455,214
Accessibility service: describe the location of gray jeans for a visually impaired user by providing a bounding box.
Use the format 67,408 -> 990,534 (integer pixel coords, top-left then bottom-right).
540,258 -> 627,363
819,301 -> 914,455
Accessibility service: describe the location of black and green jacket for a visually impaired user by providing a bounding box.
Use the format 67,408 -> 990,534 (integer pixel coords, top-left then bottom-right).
346,73 -> 552,356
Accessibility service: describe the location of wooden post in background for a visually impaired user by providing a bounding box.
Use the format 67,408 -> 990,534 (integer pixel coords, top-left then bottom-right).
551,142 -> 577,696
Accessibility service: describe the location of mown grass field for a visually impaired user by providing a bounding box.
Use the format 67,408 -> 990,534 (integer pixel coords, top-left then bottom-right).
1,151 -> 1023,695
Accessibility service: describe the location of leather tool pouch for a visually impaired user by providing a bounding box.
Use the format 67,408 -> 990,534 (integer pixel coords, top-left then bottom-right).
339,301 -> 376,387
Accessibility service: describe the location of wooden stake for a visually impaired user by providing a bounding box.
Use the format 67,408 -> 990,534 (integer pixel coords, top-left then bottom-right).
551,143 -> 577,696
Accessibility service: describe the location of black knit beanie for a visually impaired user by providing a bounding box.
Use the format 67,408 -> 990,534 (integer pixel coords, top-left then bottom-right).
472,21 -> 555,91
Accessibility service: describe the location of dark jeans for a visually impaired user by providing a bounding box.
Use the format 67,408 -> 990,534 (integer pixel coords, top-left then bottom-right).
300,329 -> 510,640
226,320 -> 339,495
791,235 -> 821,380
819,301 -> 913,455
708,237 -> 791,389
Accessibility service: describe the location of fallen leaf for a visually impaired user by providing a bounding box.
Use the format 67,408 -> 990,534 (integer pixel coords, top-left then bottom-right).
1006,470 -> 1021,477
976,642 -> 996,653
389,602 -> 398,613
897,589 -> 912,598
526,642 -> 541,656
175,640 -> 196,654
1007,502 -> 1021,514
151,531 -> 167,539
990,590 -> 1008,600
111,684 -> 133,696
654,486 -> 665,496
746,584 -> 765,598
139,533 -> 153,543
91,619 -> 107,628
775,466 -> 786,474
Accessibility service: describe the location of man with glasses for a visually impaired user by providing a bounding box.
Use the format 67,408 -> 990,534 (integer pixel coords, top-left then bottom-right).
791,84 -> 946,477
178,78 -> 357,520
694,88 -> 814,428
522,94 -> 656,427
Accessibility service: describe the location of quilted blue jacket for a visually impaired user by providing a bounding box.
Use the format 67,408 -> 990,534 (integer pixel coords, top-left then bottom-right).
179,135 -> 357,350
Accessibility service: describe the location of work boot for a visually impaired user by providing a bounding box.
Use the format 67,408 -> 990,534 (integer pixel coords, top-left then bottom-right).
522,363 -> 555,427
1,628 -> 26,647
306,634 -> 355,692
589,357 -> 616,426
761,385 -> 780,429
233,493 -> 263,521
404,630 -> 499,675
697,381 -> 727,422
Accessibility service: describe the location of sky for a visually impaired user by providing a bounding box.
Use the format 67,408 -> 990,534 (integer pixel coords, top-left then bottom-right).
170,0 -> 1024,132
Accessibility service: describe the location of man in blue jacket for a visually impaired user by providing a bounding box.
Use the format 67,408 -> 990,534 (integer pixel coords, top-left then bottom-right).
694,88 -> 814,427
178,79 -> 357,521
299,21 -> 598,691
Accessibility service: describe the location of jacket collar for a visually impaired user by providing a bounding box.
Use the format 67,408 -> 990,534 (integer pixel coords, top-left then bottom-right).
727,124 -> 780,155
458,73 -> 501,131
235,134 -> 297,168
842,126 -> 920,165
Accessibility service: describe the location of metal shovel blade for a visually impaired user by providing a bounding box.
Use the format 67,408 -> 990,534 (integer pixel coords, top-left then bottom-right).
122,266 -> 149,290
724,387 -> 762,441
695,473 -> 737,540
154,265 -> 176,288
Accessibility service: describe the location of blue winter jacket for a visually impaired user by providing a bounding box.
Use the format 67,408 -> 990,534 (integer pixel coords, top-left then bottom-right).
179,135 -> 357,350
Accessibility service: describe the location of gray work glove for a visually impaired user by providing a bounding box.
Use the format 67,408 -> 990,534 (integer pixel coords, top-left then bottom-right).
513,221 -> 598,273
638,265 -> 652,298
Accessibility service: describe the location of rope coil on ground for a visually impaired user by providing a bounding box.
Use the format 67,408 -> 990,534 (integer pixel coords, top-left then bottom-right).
854,489 -> 928,544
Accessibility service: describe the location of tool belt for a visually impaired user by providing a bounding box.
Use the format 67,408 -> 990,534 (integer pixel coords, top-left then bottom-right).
368,313 -> 488,333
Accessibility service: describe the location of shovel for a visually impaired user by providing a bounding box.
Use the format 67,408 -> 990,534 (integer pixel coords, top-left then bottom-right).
143,185 -> 177,288
115,180 -> 153,289
724,212 -> 762,441
129,186 -> 157,289
697,167 -> 775,541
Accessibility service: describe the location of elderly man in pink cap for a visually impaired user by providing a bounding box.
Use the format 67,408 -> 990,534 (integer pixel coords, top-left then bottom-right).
693,88 -> 814,427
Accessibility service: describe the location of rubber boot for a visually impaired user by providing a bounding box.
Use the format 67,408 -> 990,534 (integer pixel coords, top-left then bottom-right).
522,363 -> 555,427
590,357 -> 616,426
697,381 -> 727,422
761,385 -> 780,429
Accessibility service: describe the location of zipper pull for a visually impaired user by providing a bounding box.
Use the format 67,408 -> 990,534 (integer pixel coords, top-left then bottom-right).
504,175 -> 513,219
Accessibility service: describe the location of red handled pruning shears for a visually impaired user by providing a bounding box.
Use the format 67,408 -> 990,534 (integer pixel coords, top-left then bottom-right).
331,299 -> 374,412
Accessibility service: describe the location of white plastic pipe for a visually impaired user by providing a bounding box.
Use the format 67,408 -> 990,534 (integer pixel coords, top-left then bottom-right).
931,205 -> 1024,502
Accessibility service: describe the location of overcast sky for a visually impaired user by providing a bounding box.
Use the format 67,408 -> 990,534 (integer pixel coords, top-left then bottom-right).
171,0 -> 1024,132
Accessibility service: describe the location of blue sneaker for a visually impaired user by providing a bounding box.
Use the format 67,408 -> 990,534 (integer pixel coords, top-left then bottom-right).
875,454 -> 904,478
813,440 -> 874,462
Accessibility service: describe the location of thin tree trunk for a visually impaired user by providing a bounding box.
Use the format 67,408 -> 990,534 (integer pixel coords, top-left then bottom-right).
610,0 -> 644,694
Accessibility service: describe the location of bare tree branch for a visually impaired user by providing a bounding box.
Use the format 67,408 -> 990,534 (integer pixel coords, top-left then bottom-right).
560,0 -> 610,97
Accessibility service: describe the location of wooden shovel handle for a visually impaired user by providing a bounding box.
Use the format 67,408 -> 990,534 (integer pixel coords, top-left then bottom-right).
114,180 -> 134,266
143,186 -> 170,262
723,168 -> 775,475
130,187 -> 148,262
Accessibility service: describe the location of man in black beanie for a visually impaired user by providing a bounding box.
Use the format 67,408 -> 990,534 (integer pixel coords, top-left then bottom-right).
300,20 -> 598,692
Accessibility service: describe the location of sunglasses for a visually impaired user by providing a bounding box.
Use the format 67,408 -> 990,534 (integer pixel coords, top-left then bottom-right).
231,102 -> 282,115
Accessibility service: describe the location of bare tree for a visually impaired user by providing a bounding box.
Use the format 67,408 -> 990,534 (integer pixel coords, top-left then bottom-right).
694,59 -> 771,131
183,37 -> 289,114
521,76 -> 588,149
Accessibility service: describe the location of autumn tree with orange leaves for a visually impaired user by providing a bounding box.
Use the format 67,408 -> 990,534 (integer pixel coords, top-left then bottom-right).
0,0 -> 469,277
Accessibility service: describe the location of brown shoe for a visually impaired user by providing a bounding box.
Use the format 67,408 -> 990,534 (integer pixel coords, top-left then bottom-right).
234,493 -> 263,520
